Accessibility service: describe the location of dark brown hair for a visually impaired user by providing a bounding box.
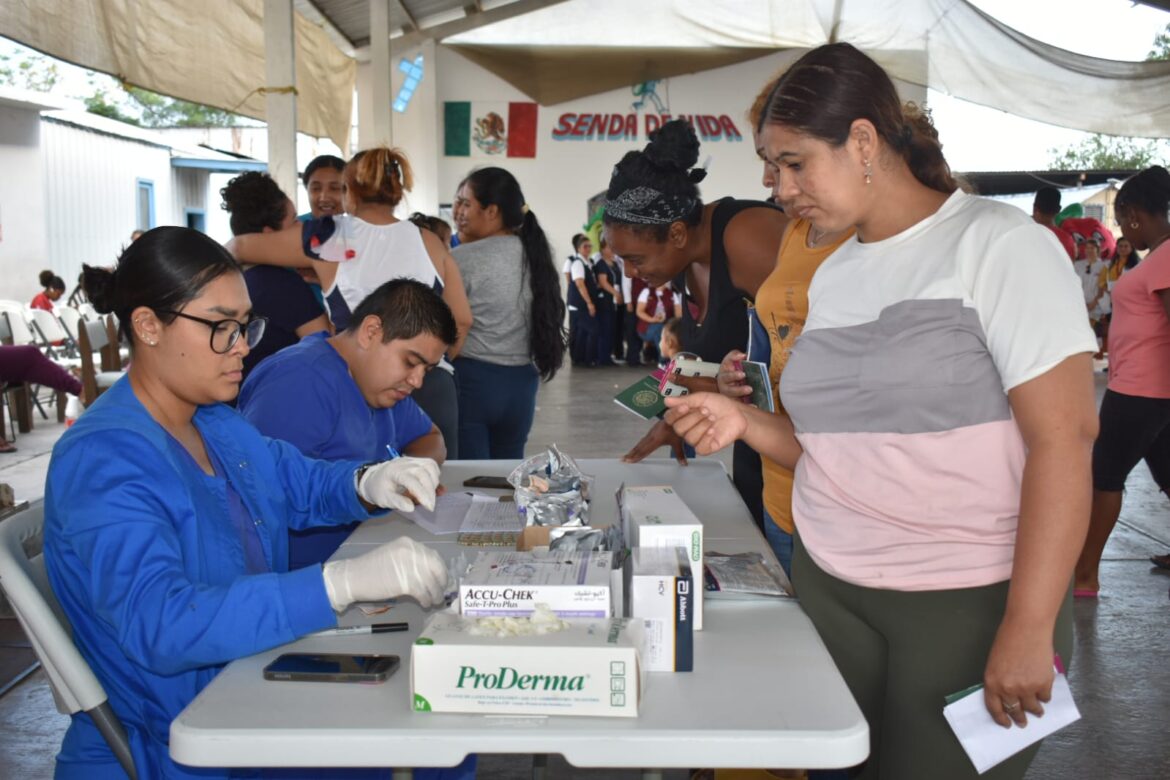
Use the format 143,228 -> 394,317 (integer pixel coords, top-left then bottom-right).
759,43 -> 957,195
346,146 -> 413,207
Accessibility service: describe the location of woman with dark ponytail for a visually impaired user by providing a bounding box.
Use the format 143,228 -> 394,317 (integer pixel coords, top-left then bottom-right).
664,43 -> 1099,778
605,118 -> 788,531
450,167 -> 565,459
44,227 -> 448,777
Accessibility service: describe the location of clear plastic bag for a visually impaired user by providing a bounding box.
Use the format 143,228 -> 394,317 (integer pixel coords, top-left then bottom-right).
508,444 -> 594,527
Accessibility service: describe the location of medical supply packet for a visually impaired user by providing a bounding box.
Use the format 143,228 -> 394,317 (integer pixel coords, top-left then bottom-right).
618,484 -> 705,629
411,612 -> 645,717
625,547 -> 694,672
704,551 -> 794,599
459,550 -> 613,618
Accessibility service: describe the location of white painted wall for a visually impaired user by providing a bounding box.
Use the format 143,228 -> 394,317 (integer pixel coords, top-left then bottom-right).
433,47 -> 927,261
0,104 -> 49,304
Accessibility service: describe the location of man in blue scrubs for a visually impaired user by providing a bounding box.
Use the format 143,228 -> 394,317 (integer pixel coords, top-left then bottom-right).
239,278 -> 454,568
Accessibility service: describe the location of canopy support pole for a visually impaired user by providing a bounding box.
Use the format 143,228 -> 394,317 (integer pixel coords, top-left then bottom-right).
369,0 -> 394,147
264,0 -> 299,199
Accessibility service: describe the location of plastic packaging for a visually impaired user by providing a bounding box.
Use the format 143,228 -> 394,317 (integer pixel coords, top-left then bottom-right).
508,444 -> 593,527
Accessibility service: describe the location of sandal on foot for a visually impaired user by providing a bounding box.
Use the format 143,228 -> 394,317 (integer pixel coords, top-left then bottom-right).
0,441 -> 17,454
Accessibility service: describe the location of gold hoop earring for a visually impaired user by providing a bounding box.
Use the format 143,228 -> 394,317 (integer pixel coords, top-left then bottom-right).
1130,222 -> 1140,229
864,159 -> 873,186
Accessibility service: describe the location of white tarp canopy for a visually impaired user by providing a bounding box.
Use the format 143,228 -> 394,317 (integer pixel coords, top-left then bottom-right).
0,0 -> 355,152
2,0 -> 1168,145
446,0 -> 1170,138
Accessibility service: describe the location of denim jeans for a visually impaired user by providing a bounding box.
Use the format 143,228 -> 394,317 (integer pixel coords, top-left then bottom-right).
453,357 -> 539,460
763,508 -> 794,579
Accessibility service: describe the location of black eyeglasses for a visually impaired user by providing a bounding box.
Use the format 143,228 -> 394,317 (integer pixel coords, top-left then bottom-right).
156,310 -> 268,354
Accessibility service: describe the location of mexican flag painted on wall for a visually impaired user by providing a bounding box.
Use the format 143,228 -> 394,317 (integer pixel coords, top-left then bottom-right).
444,101 -> 538,158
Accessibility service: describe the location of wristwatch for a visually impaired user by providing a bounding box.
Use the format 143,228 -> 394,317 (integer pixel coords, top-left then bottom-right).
353,461 -> 379,493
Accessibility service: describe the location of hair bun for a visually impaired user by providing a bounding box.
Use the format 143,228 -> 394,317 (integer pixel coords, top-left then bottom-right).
644,119 -> 701,173
82,264 -> 117,314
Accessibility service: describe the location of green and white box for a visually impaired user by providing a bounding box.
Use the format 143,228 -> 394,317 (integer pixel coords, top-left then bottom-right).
459,550 -> 613,618
411,612 -> 646,717
618,485 -> 705,629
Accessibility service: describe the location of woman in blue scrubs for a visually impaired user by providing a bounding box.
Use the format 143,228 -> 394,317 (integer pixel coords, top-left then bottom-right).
44,227 -> 449,779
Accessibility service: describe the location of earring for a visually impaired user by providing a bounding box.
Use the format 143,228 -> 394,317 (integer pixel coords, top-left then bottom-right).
864,159 -> 873,186
1130,222 -> 1139,229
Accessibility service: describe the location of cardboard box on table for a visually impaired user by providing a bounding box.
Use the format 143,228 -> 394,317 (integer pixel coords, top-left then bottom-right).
459,550 -> 613,618
411,612 -> 646,717
618,484 -> 705,629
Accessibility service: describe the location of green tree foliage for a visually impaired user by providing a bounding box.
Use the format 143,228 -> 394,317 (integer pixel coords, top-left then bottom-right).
124,86 -> 237,128
1049,134 -> 1163,171
1149,22 -> 1170,61
0,51 -> 60,92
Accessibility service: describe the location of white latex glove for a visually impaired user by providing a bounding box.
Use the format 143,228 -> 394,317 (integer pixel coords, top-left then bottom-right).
322,537 -> 448,611
356,457 -> 441,512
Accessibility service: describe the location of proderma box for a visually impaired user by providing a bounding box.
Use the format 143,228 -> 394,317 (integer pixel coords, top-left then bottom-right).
459,550 -> 613,618
410,612 -> 645,717
618,485 -> 705,629
625,547 -> 694,672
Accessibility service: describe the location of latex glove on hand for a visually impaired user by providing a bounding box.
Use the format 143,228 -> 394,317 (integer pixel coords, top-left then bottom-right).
357,457 -> 441,512
322,537 -> 448,611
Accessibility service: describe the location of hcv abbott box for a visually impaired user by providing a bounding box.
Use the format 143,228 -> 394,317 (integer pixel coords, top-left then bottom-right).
411,613 -> 645,717
619,485 -> 705,630
625,547 -> 694,672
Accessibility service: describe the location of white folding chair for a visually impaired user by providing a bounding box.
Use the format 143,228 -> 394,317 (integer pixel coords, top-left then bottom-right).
77,303 -> 99,322
78,319 -> 124,401
0,501 -> 138,778
27,308 -> 76,362
57,307 -> 84,357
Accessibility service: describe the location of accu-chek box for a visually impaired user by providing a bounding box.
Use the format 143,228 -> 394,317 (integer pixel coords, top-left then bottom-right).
625,547 -> 694,672
411,612 -> 645,717
459,550 -> 613,618
618,484 -> 705,630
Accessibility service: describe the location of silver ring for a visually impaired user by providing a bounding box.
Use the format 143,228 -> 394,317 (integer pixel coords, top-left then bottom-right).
1003,701 -> 1020,712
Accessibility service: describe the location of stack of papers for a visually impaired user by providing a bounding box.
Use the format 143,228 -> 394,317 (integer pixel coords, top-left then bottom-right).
400,492 -> 523,544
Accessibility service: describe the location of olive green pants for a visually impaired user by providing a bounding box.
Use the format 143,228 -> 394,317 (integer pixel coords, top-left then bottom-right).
792,535 -> 1073,780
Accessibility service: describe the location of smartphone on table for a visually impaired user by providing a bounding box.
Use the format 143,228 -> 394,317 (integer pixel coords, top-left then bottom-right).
462,475 -> 512,490
262,653 -> 400,683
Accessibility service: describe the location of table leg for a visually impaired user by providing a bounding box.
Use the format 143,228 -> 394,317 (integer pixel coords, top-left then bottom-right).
532,753 -> 548,780
641,771 -> 664,780
391,769 -> 413,780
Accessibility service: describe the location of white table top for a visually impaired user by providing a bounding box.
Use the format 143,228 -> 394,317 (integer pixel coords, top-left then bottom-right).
170,459 -> 867,771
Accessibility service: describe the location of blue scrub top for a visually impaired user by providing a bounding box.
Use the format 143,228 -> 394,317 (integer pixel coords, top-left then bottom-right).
237,332 -> 434,567
44,377 -> 379,779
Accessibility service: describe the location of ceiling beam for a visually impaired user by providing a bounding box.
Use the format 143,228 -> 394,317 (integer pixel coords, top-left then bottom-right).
293,0 -> 359,56
395,0 -> 420,32
392,0 -> 570,51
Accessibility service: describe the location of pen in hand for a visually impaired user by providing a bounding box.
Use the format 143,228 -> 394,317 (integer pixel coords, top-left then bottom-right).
308,622 -> 409,637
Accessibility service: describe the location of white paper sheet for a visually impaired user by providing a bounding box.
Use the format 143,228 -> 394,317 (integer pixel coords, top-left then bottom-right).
400,492 -> 476,536
943,671 -> 1080,774
459,500 -> 524,534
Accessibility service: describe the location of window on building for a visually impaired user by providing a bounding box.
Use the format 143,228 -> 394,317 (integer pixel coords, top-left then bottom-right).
185,209 -> 206,233
1083,203 -> 1105,222
136,179 -> 155,230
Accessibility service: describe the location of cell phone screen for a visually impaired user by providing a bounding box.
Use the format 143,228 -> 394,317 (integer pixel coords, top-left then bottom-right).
462,475 -> 512,490
263,653 -> 399,683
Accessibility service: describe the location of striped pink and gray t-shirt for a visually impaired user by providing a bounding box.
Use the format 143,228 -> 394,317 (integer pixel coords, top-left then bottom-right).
780,190 -> 1097,591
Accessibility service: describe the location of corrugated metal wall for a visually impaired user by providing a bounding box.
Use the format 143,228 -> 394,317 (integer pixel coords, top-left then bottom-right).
172,167 -> 209,226
42,119 -> 174,283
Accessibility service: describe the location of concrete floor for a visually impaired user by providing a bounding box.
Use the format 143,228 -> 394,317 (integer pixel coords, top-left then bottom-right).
0,366 -> 1167,779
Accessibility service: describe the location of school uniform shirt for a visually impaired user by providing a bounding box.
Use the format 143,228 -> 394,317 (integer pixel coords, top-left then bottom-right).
567,256 -> 599,311
780,190 -> 1097,591
1106,240 -> 1170,399
237,332 -> 435,568
44,376 -> 377,779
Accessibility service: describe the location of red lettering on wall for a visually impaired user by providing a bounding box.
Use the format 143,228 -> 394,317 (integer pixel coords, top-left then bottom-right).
571,114 -> 590,136
624,114 -> 637,139
552,113 -> 577,139
718,115 -> 743,140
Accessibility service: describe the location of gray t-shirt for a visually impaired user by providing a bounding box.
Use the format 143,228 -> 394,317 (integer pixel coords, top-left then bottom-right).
452,235 -> 534,366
